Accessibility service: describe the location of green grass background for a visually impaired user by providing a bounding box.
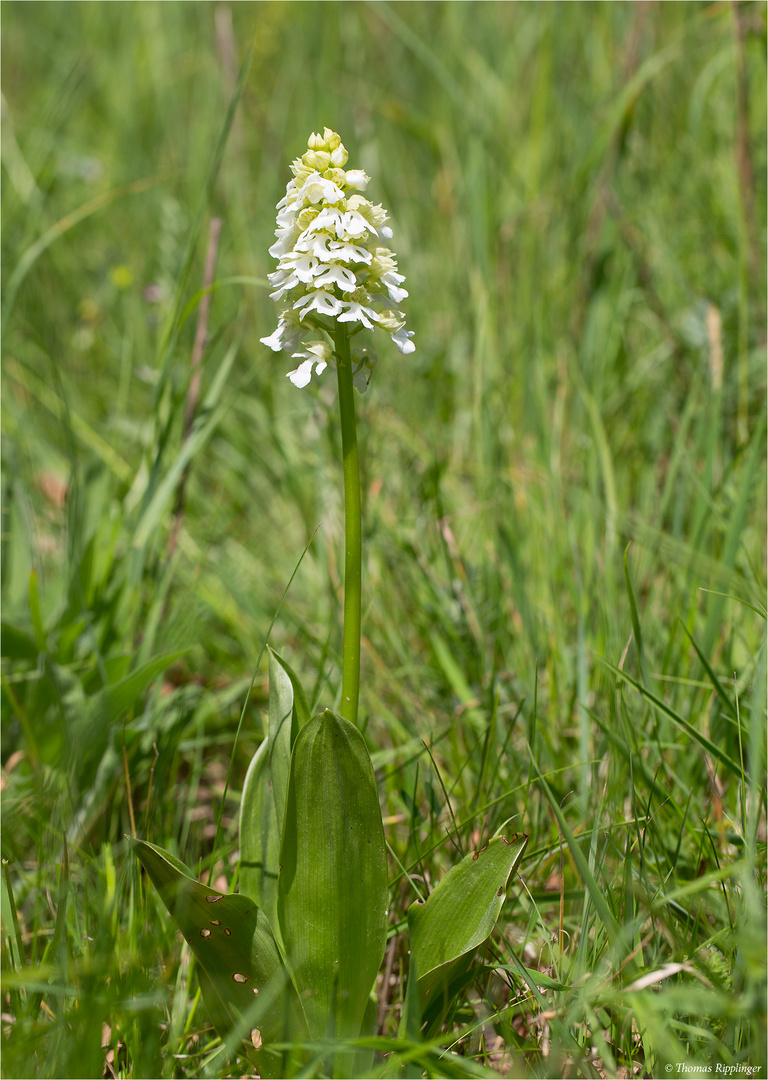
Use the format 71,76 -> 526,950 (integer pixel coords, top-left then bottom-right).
2,2 -> 766,1077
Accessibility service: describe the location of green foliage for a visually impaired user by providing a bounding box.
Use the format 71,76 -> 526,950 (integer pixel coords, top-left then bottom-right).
2,1 -> 766,1077
408,833 -> 528,1033
240,745 -> 279,933
239,648 -> 310,938
137,669 -> 524,1078
130,838 -> 303,1078
278,710 -> 388,1048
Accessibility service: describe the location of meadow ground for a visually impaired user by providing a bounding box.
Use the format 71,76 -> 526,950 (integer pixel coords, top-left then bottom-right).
1,3 -> 766,1077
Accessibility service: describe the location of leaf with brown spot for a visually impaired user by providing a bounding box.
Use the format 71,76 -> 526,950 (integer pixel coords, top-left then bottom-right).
131,838 -> 307,1076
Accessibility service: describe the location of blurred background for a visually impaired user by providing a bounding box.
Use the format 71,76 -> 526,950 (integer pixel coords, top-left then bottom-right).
1,2 -> 766,1075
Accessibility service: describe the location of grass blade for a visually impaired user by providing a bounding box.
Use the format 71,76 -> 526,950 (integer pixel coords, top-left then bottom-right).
600,659 -> 746,780
530,756 -> 621,943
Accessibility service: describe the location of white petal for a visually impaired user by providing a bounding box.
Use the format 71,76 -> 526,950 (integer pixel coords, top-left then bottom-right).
337,302 -> 377,329
340,210 -> 374,238
286,352 -> 329,387
344,169 -> 370,191
269,232 -> 298,258
276,206 -> 297,227
314,264 -> 357,292
287,359 -> 315,387
310,208 -> 344,236
391,327 -> 415,354
299,233 -> 333,258
260,325 -> 285,351
293,291 -> 344,317
382,272 -> 408,304
283,252 -> 321,283
268,270 -> 299,300
298,172 -> 345,205
328,240 -> 372,264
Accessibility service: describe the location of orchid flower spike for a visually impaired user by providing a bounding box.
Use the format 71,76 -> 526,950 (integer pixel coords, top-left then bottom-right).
261,127 -> 414,390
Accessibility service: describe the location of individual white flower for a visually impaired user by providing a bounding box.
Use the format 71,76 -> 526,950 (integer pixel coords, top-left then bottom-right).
260,325 -> 286,351
327,240 -> 372,264
293,290 -> 345,318
297,233 -> 335,259
281,251 -> 320,284
339,210 -> 373,238
262,127 -> 414,388
344,170 -> 369,191
260,316 -> 305,354
338,301 -> 379,329
381,271 -> 408,304
390,326 -> 415,354
314,264 -> 358,292
310,207 -> 345,237
287,341 -> 332,388
268,269 -> 299,300
300,173 -> 346,206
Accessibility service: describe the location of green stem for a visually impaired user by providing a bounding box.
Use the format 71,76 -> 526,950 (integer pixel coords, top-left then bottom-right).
334,324 -> 361,727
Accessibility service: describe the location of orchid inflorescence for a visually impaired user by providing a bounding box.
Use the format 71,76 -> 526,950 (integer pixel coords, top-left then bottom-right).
261,127 -> 414,389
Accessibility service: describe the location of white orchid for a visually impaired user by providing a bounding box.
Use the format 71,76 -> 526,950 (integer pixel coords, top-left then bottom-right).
261,127 -> 414,389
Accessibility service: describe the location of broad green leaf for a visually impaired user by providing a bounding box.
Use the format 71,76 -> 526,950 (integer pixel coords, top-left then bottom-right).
267,648 -> 297,836
239,649 -> 310,939
239,738 -> 280,941
353,995 -> 378,1078
277,710 -> 388,1049
269,647 -> 311,729
419,952 -> 475,1037
131,838 -> 306,1076
407,832 -> 528,1007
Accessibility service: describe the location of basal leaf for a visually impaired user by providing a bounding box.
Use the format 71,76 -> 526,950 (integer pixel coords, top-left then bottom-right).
269,647 -> 311,730
239,649 -> 310,942
407,833 -> 528,1008
419,952 -> 475,1037
131,838 -> 306,1075
267,647 -> 296,838
239,738 -> 280,942
277,710 -> 388,1050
